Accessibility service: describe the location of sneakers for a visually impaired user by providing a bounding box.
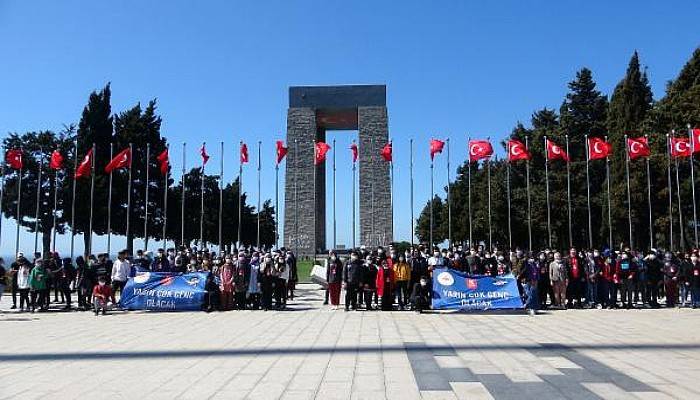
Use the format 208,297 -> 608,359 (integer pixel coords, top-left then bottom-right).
528,309 -> 536,316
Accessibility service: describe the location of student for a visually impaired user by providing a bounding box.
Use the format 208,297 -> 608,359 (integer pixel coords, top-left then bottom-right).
411,277 -> 431,313
393,255 -> 411,310
111,250 -> 131,299
326,251 -> 343,309
342,251 -> 363,311
92,276 -> 116,316
376,258 -> 395,311
16,261 -> 31,312
29,259 -> 49,312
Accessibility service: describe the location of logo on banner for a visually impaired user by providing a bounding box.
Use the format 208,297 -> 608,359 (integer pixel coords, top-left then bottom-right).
134,272 -> 150,284
437,272 -> 454,286
466,278 -> 478,290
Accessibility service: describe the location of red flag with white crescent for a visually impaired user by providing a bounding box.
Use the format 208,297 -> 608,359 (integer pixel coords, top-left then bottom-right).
275,140 -> 288,164
429,139 -> 445,160
350,143 -> 358,162
105,147 -> 131,173
380,142 -> 392,162
588,137 -> 612,160
240,142 -> 249,164
468,139 -> 494,162
315,141 -> 331,165
626,137 -> 650,160
157,149 -> 169,175
546,139 -> 569,162
507,139 -> 531,162
49,149 -> 64,170
5,148 -> 22,170
691,128 -> 700,154
670,137 -> 691,158
75,149 -> 93,179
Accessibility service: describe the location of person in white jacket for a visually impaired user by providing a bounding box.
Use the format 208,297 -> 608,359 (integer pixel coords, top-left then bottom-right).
111,250 -> 132,299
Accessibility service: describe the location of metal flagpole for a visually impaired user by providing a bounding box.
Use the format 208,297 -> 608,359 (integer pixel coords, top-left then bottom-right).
487,155 -> 492,251
34,147 -> 43,254
219,141 -> 224,252
237,141 -> 243,248
0,149 -> 4,249
447,138 -> 451,248
585,135 -> 592,249
525,136 -> 532,252
200,142 -> 205,247
370,138 -> 375,246
409,139 -> 414,249
88,143 -> 96,256
294,139 -> 299,255
430,144 -> 434,247
332,138 -> 336,249
256,140 -> 261,249
544,135 -> 552,248
352,140 -> 357,249
275,147 -> 279,249
125,143 -> 133,253
390,140 -> 394,246
70,140 -> 77,260
144,143 -> 150,251
163,144 -> 169,250
14,149 -> 23,256
605,135 -> 612,250
506,149 -> 512,250
313,140 -> 318,250
565,135 -> 572,248
51,153 -> 59,253
107,143 -> 113,255
688,124 -> 698,247
645,135 -> 653,249
674,138 -> 685,251
666,134 -> 674,251
468,136 -> 472,247
181,142 -> 186,248
624,135 -> 633,250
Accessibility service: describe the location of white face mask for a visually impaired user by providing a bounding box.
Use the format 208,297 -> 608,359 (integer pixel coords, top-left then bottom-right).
98,282 -> 105,287
420,280 -> 427,287
331,256 -> 336,261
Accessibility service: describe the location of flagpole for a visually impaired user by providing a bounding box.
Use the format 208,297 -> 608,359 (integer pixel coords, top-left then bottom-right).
125,143 -> 133,254
467,136 -> 472,248
256,140 -> 261,249
624,134 -> 633,250
332,138 -> 337,250
544,135 -> 552,248
605,135 -> 612,250
447,138 -> 451,248
51,153 -> 59,253
144,143 -> 150,251
409,138 -> 414,249
525,136 -> 532,252
390,140 -> 395,247
585,135 -> 592,249
34,147 -> 43,255
352,140 -> 357,249
429,141 -> 434,247
688,124 -> 698,248
219,141 -> 224,252
14,148 -> 23,257
645,135 -> 653,250
88,143 -> 96,256
370,138 -> 375,246
181,142 -> 186,248
0,149 -> 4,250
487,153 -> 492,251
667,134 -> 674,251
274,146 -> 279,249
565,135 -> 572,249
163,144 -> 169,250
506,147 -> 512,250
673,131 -> 685,250
313,140 -> 318,251
200,142 -> 205,248
107,143 -> 113,255
70,140 -> 77,260
237,141 -> 243,249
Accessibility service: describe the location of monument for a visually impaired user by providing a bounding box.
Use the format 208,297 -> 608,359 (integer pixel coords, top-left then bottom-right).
284,85 -> 392,256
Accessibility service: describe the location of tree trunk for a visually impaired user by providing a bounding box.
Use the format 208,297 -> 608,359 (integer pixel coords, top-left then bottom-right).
83,232 -> 90,258
42,230 -> 51,259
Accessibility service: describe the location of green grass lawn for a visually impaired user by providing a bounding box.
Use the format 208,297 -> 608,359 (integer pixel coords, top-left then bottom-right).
296,259 -> 315,283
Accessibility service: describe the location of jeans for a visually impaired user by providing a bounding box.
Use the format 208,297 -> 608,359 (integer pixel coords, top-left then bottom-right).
680,284 -> 690,306
691,287 -> 700,307
344,283 -> 358,310
587,281 -> 598,305
395,281 -> 410,308
0,284 -> 5,305
523,282 -> 539,310
621,279 -> 635,307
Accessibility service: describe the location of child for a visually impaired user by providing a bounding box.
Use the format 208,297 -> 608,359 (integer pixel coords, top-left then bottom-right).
92,277 -> 116,316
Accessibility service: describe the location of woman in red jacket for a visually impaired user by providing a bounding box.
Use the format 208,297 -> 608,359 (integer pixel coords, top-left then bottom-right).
376,259 -> 395,311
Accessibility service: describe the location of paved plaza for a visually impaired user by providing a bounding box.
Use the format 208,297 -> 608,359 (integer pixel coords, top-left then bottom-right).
1,285 -> 700,400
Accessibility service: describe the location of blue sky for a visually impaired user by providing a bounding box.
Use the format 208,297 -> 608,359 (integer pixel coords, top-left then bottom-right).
0,0 -> 698,255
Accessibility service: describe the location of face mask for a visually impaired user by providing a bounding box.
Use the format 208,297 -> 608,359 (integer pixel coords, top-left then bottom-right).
593,252 -> 600,258
350,256 -> 358,261
539,255 -> 546,261
692,257 -> 698,263
433,253 -> 439,257
420,280 -> 427,287
331,256 -> 336,261
98,282 -> 105,287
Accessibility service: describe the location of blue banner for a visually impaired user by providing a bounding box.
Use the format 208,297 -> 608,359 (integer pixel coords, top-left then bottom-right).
431,268 -> 524,311
119,272 -> 209,311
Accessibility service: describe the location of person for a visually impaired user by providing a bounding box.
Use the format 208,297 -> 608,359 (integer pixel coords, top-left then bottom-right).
495,255 -> 510,276
111,250 -> 131,299
151,248 -> 170,272
409,250 -> 429,292
360,255 -> 378,310
465,249 -> 482,275
326,251 -> 343,309
522,253 -> 540,315
273,254 -> 286,309
679,253 -> 693,308
48,253 -> 64,304
566,248 -> 585,308
204,272 -> 220,312
219,256 -> 234,311
174,250 -> 188,273
59,258 -> 75,310
92,276 -> 116,316
9,253 -> 30,309
594,250 -> 610,308
411,277 -> 431,313
646,251 -> 663,308
260,256 -> 276,311
286,250 -> 298,300
617,252 -> 637,309
16,261 -> 31,312
585,250 -> 599,308
342,250 -> 362,311
75,256 -> 95,311
0,258 -> 6,307
663,255 -> 679,307
549,252 -> 567,309
376,258 -> 395,311
394,254 -> 411,310
537,252 -> 553,309
247,253 -> 262,310
690,255 -> 700,308
28,259 -> 49,312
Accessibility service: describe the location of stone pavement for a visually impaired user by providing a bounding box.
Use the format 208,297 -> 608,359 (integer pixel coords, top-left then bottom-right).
1,284 -> 699,400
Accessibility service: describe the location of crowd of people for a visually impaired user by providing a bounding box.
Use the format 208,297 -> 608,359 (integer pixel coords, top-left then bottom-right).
1,243 -> 700,315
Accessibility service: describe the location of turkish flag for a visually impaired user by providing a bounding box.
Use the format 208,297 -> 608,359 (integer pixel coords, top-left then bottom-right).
381,142 -> 392,162
670,137 -> 691,158
276,140 -> 288,164
468,140 -> 493,162
200,144 -> 209,165
49,150 -> 64,170
5,148 -> 22,170
588,137 -> 612,160
627,137 -> 650,160
430,139 -> 445,160
546,139 -> 569,162
75,149 -> 93,179
315,141 -> 331,165
691,128 -> 700,154
157,149 -> 169,175
507,139 -> 530,162
105,147 -> 131,173
350,143 -> 358,163
240,142 -> 249,164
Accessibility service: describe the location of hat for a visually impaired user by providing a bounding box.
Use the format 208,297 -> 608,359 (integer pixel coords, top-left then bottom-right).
16,252 -> 24,258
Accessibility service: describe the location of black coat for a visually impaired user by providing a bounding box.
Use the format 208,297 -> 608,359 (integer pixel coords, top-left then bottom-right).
343,259 -> 363,285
